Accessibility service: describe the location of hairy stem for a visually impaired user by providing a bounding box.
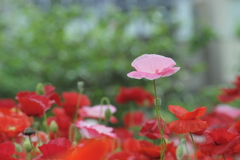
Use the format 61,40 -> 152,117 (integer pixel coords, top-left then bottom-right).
189,132 -> 197,160
153,79 -> 166,160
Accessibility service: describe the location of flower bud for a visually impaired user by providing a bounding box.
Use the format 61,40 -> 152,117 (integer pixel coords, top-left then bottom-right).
23,139 -> 32,153
22,127 -> 36,136
72,141 -> 77,147
105,108 -> 112,123
77,81 -> 84,92
154,98 -> 161,106
36,83 -> 45,95
14,143 -> 22,152
74,128 -> 82,142
50,121 -> 58,133
176,139 -> 185,160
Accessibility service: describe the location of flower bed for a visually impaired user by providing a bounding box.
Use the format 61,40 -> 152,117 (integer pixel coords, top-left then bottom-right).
0,54 -> 240,160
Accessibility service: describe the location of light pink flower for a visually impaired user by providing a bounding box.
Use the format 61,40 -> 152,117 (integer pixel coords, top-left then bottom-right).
214,104 -> 240,119
127,54 -> 180,80
76,121 -> 117,139
80,105 -> 117,123
80,105 -> 116,119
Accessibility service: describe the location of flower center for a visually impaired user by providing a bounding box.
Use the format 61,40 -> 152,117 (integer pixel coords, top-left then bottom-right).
8,126 -> 16,131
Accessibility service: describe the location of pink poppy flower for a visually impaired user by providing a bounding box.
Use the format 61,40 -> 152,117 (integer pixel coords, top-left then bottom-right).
76,121 -> 117,139
80,105 -> 117,123
127,54 -> 180,80
214,104 -> 240,119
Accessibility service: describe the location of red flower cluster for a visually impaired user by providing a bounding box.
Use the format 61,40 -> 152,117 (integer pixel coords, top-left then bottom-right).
109,138 -> 176,160
2,74 -> 240,160
218,76 -> 240,103
200,128 -> 240,156
116,87 -> 154,107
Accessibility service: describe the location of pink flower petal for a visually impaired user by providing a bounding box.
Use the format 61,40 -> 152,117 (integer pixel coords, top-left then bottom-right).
215,104 -> 240,119
132,54 -> 177,73
81,105 -> 116,119
128,54 -> 180,80
127,71 -> 162,80
76,121 -> 117,139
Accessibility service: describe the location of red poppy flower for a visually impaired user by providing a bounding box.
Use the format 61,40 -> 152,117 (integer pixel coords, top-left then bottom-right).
16,91 -> 53,117
0,99 -> 16,109
202,112 -> 235,131
113,127 -> 133,144
109,151 -> 143,160
138,141 -> 176,160
199,128 -> 240,156
0,142 -> 17,160
61,92 -> 91,117
47,107 -> 71,138
44,85 -> 61,106
109,151 -> 151,160
116,87 -> 154,107
218,76 -> 240,103
60,138 -> 117,160
139,119 -> 170,140
168,105 -> 207,134
0,115 -> 30,138
122,138 -> 141,153
123,111 -> 145,128
37,137 -> 72,159
218,88 -> 240,103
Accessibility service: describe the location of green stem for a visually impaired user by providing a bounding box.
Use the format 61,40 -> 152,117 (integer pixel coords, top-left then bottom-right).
189,132 -> 197,160
74,93 -> 82,122
27,152 -> 31,160
99,97 -> 111,125
43,113 -> 49,137
28,136 -> 36,156
69,124 -> 75,142
223,155 -> 226,160
153,79 -> 166,160
184,138 -> 191,160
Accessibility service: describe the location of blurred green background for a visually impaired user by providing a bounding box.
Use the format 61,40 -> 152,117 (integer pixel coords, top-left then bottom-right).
2,0 -> 237,110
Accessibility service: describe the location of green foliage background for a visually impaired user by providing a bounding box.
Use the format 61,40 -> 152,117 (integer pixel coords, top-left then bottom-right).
0,1 -> 218,109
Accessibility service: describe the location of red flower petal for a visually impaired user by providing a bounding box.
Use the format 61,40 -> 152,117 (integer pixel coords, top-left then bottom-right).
0,99 -> 16,109
0,142 -> 15,156
61,138 -> 116,160
38,137 -> 71,158
182,107 -> 206,119
168,105 -> 188,119
62,92 -> 91,117
123,111 -> 145,127
115,87 -> 154,107
169,119 -> 207,134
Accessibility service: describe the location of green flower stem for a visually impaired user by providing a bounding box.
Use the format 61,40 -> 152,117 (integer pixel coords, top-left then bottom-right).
74,93 -> 82,122
223,155 -> 226,160
43,113 -> 49,137
189,132 -> 197,160
28,136 -> 36,156
184,138 -> 191,160
153,79 -> 166,160
99,97 -> 111,125
27,152 -> 31,160
69,123 -> 75,142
